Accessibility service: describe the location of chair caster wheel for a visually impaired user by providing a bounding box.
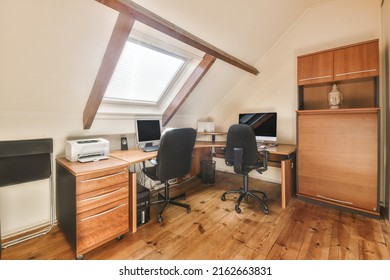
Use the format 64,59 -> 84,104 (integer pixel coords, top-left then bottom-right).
235,206 -> 241,214
76,255 -> 84,260
157,214 -> 163,223
187,207 -> 191,213
263,209 -> 269,215
116,235 -> 124,241
221,195 -> 226,201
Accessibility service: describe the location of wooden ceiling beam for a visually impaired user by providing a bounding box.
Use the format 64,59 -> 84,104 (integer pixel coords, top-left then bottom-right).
83,13 -> 135,129
96,0 -> 259,75
162,53 -> 216,126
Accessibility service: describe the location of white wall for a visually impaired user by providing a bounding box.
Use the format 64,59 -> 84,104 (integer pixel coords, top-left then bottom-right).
209,0 -> 382,184
0,0 -> 121,237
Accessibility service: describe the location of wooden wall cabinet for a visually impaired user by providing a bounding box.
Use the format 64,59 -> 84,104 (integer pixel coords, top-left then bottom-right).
333,40 -> 379,81
296,39 -> 380,217
298,50 -> 334,85
56,158 -> 130,259
298,39 -> 379,86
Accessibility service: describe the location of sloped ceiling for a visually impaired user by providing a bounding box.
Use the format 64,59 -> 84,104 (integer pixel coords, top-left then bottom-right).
0,0 -> 330,130
130,0 -> 330,124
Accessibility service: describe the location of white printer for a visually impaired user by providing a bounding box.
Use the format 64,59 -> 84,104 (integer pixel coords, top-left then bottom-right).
65,138 -> 109,163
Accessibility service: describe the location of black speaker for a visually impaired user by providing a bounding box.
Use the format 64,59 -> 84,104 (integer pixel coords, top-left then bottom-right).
120,136 -> 128,150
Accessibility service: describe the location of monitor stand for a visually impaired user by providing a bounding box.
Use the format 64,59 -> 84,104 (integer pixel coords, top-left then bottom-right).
258,142 -> 278,149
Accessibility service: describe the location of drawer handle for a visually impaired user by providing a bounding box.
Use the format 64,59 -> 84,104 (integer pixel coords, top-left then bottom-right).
80,187 -> 126,202
81,203 -> 126,221
81,171 -> 126,183
335,69 -> 377,77
316,195 -> 353,205
299,75 -> 332,82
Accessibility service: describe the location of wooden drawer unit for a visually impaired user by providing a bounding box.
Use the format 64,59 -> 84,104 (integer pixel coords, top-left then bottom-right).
56,157 -> 130,259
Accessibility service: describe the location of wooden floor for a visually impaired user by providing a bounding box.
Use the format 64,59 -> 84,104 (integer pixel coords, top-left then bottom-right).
2,171 -> 390,260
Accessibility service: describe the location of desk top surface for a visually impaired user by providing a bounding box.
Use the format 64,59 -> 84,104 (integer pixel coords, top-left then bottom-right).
110,148 -> 157,164
57,142 -> 296,173
110,142 -> 295,164
56,157 -> 129,176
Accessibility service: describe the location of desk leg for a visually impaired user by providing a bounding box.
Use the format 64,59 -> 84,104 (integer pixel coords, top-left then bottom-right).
281,158 -> 294,208
129,172 -> 137,233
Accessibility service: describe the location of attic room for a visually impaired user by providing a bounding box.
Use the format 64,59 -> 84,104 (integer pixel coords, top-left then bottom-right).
1,0 -> 390,267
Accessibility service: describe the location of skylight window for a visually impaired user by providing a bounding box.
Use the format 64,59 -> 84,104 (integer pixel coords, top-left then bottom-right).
104,39 -> 186,104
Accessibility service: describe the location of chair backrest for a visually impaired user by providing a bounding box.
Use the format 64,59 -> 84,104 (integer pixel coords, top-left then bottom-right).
156,128 -> 197,182
225,124 -> 259,169
0,138 -> 53,188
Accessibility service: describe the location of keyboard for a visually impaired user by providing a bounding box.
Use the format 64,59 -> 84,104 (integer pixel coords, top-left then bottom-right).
143,145 -> 159,152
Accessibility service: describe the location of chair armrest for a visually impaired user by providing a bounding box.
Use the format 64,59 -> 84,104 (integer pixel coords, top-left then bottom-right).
149,159 -> 157,165
233,147 -> 244,174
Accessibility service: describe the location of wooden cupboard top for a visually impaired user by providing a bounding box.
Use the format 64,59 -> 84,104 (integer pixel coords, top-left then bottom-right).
56,157 -> 129,176
297,39 -> 379,59
297,39 -> 379,85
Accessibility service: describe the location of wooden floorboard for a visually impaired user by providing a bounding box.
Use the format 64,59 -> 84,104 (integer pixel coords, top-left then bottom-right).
1,171 -> 390,260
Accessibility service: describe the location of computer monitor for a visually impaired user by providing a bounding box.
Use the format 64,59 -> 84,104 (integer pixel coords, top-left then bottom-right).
239,112 -> 277,143
135,119 -> 162,147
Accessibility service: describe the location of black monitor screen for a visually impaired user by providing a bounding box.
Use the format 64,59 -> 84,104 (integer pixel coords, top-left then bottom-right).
239,112 -> 277,142
136,120 -> 161,145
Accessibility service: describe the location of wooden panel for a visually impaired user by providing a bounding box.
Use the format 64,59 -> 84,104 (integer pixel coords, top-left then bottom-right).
128,172 -> 137,233
77,182 -> 128,214
83,13 -> 135,129
297,51 -> 333,85
281,158 -> 294,208
191,147 -> 212,177
334,40 -> 379,81
297,109 -> 379,213
76,167 -> 128,195
76,198 -> 129,255
162,54 -> 216,126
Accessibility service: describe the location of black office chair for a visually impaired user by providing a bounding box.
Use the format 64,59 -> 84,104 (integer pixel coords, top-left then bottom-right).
221,124 -> 270,214
142,127 -> 197,223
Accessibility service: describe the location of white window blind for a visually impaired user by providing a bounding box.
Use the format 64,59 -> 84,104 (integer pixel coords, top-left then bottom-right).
105,40 -> 185,103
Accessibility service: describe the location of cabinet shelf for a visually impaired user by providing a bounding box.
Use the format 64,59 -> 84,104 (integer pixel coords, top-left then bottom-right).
298,77 -> 378,110
296,107 -> 379,115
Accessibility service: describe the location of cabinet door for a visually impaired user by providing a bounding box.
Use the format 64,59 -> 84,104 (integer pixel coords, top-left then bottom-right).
334,40 -> 379,81
297,51 -> 333,85
297,110 -> 379,214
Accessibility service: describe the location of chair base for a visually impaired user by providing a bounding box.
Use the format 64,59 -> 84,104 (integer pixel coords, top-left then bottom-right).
155,184 -> 191,223
221,174 -> 269,215
221,189 -> 269,214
